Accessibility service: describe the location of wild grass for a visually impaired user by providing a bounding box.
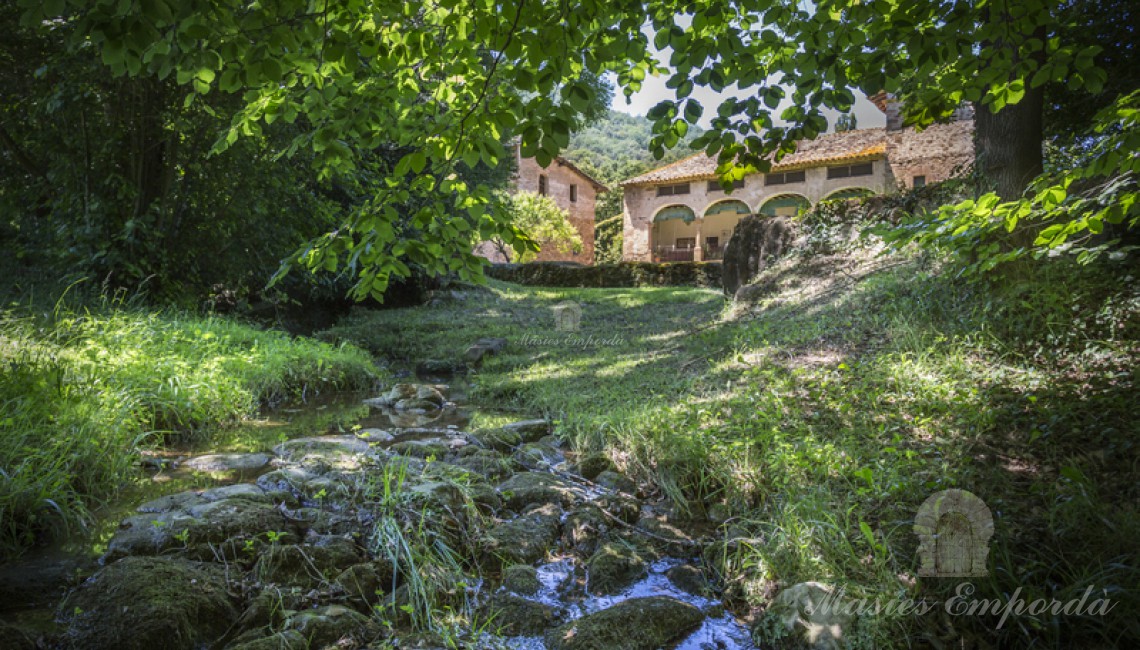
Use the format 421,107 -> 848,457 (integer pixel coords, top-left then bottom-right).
323,248 -> 1138,647
0,297 -> 378,558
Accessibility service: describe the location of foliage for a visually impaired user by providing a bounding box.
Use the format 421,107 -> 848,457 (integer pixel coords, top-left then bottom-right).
880,91 -> 1140,274
0,296 -> 377,557
490,191 -> 581,263
323,246 -> 1140,647
594,215 -> 624,264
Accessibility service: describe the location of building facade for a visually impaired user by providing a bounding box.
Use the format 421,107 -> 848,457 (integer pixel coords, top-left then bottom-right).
477,145 -> 609,265
620,99 -> 974,262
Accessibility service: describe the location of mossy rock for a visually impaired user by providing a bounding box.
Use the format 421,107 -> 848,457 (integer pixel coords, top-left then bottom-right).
594,470 -> 637,495
450,449 -> 517,481
104,498 -> 295,561
481,504 -> 561,567
227,630 -> 307,650
499,419 -> 551,443
497,472 -> 581,511
573,452 -> 614,481
335,562 -> 392,610
513,442 -> 565,469
253,537 -> 363,588
484,592 -> 558,636
285,604 -> 379,648
561,505 -> 610,557
665,564 -> 711,598
586,541 -> 648,595
501,564 -> 542,595
473,428 -> 522,452
544,596 -> 704,650
60,556 -> 239,650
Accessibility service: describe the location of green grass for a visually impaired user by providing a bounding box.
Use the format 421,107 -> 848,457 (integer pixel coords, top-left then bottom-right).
321,251 -> 1139,647
0,298 -> 379,558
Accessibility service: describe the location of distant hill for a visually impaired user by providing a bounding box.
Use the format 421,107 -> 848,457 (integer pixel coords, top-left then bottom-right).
559,110 -> 704,263
561,110 -> 704,195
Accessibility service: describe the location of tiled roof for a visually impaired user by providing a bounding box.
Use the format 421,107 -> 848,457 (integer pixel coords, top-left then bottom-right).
621,127 -> 889,186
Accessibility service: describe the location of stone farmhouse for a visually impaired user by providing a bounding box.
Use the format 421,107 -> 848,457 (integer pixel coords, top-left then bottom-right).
620,97 -> 974,262
476,143 -> 609,265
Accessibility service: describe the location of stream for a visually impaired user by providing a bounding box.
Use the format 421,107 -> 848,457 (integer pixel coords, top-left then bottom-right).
0,380 -> 759,649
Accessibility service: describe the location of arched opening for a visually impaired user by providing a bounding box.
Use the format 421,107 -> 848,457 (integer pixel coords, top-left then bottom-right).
822,187 -> 874,202
757,193 -> 810,217
651,205 -> 699,262
702,200 -> 750,260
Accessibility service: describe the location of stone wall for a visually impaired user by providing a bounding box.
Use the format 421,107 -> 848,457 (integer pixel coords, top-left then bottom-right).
515,153 -> 599,265
886,122 -> 975,189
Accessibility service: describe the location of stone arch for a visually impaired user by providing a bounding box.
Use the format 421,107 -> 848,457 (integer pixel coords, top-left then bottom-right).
914,489 -> 994,577
650,204 -> 699,261
822,187 -> 875,202
756,193 -> 811,217
652,204 -> 697,223
702,199 -> 751,218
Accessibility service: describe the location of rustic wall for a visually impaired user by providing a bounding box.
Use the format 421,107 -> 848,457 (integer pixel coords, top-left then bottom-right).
886,122 -> 975,189
515,153 -> 598,264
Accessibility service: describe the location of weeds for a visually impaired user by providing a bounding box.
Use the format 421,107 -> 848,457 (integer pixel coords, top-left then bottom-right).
0,298 -> 377,558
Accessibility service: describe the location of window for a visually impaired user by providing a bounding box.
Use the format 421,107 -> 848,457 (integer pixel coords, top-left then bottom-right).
569,184 -> 577,202
656,183 -> 691,197
913,175 -> 926,188
826,162 -> 874,179
765,170 -> 806,185
707,179 -> 745,192
538,174 -> 547,196
675,237 -> 696,249
705,236 -> 720,248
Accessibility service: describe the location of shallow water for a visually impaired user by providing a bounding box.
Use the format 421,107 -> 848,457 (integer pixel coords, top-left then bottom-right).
504,557 -> 756,650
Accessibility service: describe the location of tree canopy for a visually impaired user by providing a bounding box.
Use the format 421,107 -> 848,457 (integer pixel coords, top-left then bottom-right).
5,0 -> 1135,297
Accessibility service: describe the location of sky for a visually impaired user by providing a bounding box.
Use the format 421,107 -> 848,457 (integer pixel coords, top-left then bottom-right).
611,72 -> 886,132
608,17 -> 886,133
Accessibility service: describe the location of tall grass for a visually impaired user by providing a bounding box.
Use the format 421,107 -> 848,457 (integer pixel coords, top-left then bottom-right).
0,300 -> 377,558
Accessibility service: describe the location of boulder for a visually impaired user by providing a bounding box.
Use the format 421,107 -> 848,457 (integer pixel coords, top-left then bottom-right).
104,498 -> 293,561
572,452 -> 614,481
757,581 -> 853,650
594,470 -> 637,495
587,541 -> 648,595
252,537 -> 363,588
335,562 -> 393,610
227,630 -> 307,650
180,452 -> 270,473
59,557 -> 239,650
450,449 -> 517,481
501,564 -> 542,596
484,592 -> 558,636
500,419 -> 551,443
472,428 -> 522,452
465,337 -> 508,366
285,604 -> 379,648
481,504 -> 561,566
497,472 -> 582,511
666,564 -> 711,598
722,215 -> 798,296
513,441 -> 565,469
544,597 -> 704,650
561,505 -> 609,557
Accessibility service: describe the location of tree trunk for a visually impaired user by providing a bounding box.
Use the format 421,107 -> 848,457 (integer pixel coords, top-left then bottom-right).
973,85 -> 1044,202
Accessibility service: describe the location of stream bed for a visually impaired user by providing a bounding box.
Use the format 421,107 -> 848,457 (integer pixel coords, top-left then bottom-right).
0,382 -> 759,649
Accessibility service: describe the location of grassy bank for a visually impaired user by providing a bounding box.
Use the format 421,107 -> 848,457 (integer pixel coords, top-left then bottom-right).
0,300 -> 378,558
322,251 -> 1139,647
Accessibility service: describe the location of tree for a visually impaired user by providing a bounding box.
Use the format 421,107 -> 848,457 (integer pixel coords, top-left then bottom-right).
834,112 -> 857,132
490,191 -> 581,263
11,0 -> 1127,295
